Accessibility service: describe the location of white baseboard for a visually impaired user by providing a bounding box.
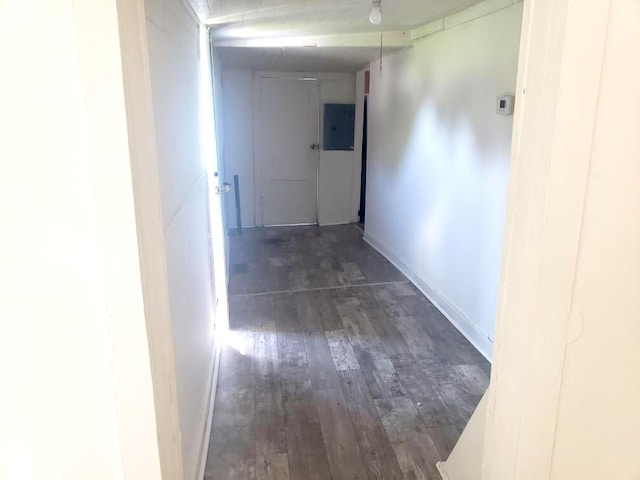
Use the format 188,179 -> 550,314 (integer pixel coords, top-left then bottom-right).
436,461 -> 451,480
363,233 -> 493,362
318,220 -> 352,227
194,341 -> 222,480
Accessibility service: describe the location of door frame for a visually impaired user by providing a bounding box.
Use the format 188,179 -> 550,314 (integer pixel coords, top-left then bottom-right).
482,0 -> 631,478
252,71 -> 321,226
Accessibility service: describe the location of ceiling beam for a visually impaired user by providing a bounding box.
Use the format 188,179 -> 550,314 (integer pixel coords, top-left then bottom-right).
210,31 -> 412,49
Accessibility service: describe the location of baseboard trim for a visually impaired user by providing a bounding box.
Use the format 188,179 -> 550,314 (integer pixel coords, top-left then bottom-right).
194,341 -> 222,480
436,461 -> 451,480
318,221 -> 351,227
363,233 -> 493,362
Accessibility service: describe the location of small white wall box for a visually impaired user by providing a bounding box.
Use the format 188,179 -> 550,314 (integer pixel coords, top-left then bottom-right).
496,95 -> 515,115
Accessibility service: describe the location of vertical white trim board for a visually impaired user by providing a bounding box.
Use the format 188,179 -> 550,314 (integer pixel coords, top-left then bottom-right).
363,232 -> 494,362
436,463 -> 452,480
195,342 -> 222,480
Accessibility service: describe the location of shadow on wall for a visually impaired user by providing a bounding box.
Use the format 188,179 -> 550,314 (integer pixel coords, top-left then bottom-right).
374,28 -> 517,171
364,4 -> 523,348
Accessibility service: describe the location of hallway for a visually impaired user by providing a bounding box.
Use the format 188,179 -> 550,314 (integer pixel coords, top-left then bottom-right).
205,225 -> 490,480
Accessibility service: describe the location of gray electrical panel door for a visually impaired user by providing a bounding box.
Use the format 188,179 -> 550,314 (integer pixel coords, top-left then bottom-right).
323,103 -> 355,151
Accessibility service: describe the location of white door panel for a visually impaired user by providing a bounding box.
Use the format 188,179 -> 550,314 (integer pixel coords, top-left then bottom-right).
266,180 -> 317,226
258,78 -> 319,225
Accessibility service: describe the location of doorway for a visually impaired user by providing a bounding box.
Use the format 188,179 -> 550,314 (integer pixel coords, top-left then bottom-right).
358,95 -> 368,226
256,76 -> 320,226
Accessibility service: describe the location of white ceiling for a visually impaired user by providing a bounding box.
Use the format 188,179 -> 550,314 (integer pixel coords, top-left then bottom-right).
187,0 -> 486,72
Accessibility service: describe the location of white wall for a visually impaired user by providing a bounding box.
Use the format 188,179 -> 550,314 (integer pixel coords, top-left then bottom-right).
221,70 -> 359,227
318,74 -> 357,225
145,1 -> 216,478
364,2 -> 523,360
484,0 -> 640,478
1,0 -> 166,478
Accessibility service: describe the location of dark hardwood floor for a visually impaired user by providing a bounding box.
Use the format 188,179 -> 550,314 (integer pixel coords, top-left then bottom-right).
206,225 -> 490,480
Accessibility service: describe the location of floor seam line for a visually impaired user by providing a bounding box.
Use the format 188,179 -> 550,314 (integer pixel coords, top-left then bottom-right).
229,280 -> 411,297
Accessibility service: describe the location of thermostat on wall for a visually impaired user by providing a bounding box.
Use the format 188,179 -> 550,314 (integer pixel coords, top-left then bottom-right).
496,95 -> 515,115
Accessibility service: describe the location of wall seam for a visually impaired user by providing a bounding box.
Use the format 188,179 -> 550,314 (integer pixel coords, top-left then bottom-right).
164,172 -> 207,230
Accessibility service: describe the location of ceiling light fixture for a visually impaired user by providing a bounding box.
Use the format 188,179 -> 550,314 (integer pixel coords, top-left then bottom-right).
369,1 -> 382,25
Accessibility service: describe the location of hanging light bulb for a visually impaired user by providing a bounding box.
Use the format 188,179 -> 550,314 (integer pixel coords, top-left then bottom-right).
369,2 -> 382,25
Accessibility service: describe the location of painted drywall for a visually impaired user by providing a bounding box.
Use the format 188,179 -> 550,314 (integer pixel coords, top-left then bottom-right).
483,1 -> 640,479
146,1 -> 216,478
1,0 -> 165,478
318,73 -> 357,225
221,69 -> 359,227
364,2 -> 523,359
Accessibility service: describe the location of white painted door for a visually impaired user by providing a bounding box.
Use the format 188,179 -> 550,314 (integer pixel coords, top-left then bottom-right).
201,31 -> 228,329
258,77 -> 319,226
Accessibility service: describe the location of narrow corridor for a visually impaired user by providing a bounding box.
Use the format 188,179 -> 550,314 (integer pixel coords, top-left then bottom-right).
205,225 -> 489,480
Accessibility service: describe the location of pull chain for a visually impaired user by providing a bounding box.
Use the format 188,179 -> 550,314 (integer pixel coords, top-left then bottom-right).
379,29 -> 383,77
379,2 -> 383,77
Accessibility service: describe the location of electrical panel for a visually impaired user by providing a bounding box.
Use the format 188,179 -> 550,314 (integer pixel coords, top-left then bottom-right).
323,104 -> 356,151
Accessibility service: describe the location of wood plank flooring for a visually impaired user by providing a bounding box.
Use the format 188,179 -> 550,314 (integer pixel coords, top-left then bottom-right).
206,225 -> 490,480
